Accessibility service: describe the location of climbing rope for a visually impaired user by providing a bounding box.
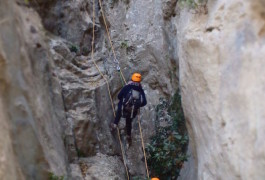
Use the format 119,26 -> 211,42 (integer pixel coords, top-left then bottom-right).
95,0 -> 150,179
98,0 -> 127,85
91,0 -> 129,179
137,111 -> 150,179
91,0 -> 116,118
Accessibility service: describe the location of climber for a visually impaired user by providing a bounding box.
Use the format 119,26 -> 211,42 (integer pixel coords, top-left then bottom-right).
110,73 -> 147,146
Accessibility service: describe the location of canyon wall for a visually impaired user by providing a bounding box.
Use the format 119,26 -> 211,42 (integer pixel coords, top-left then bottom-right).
0,0 -> 179,179
2,0 -> 264,179
0,0 -> 68,179
176,0 -> 265,179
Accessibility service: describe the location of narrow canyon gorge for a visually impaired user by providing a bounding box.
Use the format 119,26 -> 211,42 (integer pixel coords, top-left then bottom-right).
0,0 -> 264,179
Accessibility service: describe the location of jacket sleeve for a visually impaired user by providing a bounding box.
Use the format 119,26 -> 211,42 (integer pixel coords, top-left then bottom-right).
140,89 -> 147,107
118,85 -> 128,100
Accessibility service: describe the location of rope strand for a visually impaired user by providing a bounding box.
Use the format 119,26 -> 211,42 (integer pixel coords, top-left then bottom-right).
138,112 -> 150,179
94,0 -> 150,178
91,0 -> 129,179
98,0 -> 127,84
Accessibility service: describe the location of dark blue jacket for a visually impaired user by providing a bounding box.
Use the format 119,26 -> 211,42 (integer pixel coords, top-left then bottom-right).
117,81 -> 147,109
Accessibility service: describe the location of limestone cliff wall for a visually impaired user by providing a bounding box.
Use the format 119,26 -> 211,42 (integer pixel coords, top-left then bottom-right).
176,0 -> 265,179
3,0 -> 265,179
0,0 -> 180,179
0,1 -> 68,179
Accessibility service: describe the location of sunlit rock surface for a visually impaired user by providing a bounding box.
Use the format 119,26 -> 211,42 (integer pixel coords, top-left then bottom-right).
0,0 -> 68,179
176,0 -> 265,179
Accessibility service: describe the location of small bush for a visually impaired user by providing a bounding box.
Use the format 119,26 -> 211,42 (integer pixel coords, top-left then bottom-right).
146,92 -> 188,179
48,173 -> 64,180
120,41 -> 129,49
69,45 -> 79,53
179,0 -> 207,9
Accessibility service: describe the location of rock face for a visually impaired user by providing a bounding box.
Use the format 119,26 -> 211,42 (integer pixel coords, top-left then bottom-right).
3,0 -> 265,179
175,0 -> 265,179
0,0 -> 180,179
42,0 -> 179,178
0,0 -> 68,179
78,153 -> 126,179
10,0 -> 265,179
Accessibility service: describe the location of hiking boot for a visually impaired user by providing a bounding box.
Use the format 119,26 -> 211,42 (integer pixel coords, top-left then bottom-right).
126,136 -> 132,146
110,123 -> 117,131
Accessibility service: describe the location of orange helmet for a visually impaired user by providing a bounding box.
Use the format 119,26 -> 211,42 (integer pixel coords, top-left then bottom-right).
131,73 -> 141,82
151,178 -> 160,180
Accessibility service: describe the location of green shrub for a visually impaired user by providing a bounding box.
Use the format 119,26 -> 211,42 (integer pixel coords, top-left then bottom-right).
146,92 -> 188,179
179,0 -> 207,9
48,173 -> 64,180
69,45 -> 79,53
120,41 -> 129,49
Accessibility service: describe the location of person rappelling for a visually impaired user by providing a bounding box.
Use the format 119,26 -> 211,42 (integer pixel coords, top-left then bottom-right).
110,73 -> 147,146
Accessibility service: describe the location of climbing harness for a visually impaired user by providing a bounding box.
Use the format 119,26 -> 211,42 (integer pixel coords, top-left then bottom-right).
92,0 -> 150,179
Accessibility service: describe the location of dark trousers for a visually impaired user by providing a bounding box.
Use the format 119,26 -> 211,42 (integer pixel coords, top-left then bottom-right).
114,103 -> 138,136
